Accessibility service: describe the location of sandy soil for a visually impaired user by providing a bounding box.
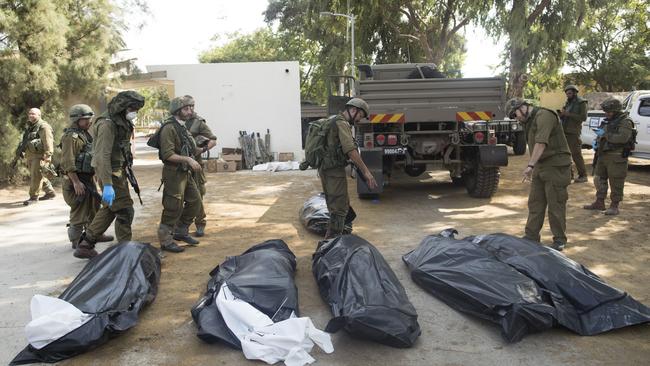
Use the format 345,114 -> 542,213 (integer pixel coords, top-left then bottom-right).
2,145 -> 649,366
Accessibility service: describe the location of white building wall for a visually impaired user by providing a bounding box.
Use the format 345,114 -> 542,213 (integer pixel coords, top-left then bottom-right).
147,61 -> 302,159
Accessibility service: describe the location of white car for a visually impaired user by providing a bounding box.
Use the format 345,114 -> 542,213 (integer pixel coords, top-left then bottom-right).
580,91 -> 650,159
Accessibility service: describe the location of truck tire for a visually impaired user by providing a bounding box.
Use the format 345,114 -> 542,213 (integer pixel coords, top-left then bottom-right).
512,132 -> 527,155
463,166 -> 500,198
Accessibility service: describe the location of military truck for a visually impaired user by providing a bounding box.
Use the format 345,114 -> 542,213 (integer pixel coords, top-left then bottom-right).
328,63 -> 515,198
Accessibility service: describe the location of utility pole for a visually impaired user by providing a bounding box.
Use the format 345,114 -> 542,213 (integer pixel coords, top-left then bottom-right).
320,11 -> 356,77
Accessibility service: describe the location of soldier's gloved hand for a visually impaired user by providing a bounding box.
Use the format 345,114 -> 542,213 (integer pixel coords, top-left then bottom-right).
102,184 -> 115,207
594,128 -> 605,137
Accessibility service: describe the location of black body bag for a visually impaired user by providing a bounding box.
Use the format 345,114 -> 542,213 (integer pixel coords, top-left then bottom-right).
299,193 -> 356,236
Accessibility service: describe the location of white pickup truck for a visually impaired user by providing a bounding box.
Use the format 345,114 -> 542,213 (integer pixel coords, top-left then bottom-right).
581,90 -> 650,159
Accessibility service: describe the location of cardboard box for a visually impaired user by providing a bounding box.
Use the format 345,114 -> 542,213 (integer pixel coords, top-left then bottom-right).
222,147 -> 242,155
222,154 -> 242,161
216,161 -> 237,172
206,159 -> 218,173
278,152 -> 294,162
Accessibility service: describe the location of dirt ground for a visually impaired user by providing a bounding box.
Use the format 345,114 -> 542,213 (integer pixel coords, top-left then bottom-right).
2,143 -> 649,365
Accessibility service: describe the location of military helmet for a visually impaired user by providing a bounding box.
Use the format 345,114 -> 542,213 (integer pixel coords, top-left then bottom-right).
345,98 -> 370,117
182,95 -> 195,106
505,98 -> 528,119
69,104 -> 94,123
564,85 -> 579,93
600,97 -> 623,112
169,96 -> 193,114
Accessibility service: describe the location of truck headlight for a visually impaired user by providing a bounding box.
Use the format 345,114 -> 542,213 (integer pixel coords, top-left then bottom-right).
511,123 -> 519,130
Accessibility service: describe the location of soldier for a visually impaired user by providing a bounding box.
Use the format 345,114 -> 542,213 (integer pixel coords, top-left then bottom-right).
559,85 -> 588,183
157,97 -> 203,253
75,91 -> 145,259
180,95 -> 217,237
20,108 -> 56,205
320,98 -> 378,239
583,97 -> 635,215
506,98 -> 572,251
60,104 -> 114,248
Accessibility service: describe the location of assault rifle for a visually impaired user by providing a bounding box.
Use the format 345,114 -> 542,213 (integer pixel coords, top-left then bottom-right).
121,149 -> 143,205
11,133 -> 29,169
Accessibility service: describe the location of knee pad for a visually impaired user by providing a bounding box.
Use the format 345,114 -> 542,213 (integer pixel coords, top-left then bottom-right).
115,207 -> 134,225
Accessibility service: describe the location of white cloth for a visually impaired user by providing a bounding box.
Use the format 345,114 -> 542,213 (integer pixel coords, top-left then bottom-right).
215,284 -> 333,366
252,161 -> 300,172
25,295 -> 93,349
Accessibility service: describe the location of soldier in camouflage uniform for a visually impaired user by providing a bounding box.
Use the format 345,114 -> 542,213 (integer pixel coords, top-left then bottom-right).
506,98 -> 572,251
583,98 -> 635,216
559,85 -> 588,183
319,98 -> 377,239
75,91 -> 145,259
157,97 -> 203,253
60,104 -> 114,248
179,95 -> 217,237
21,108 -> 56,205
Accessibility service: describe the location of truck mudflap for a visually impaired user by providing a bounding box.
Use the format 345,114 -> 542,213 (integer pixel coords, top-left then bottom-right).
357,148 -> 383,195
478,145 -> 508,167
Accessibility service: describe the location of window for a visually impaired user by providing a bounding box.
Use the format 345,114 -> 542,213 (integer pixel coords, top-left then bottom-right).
639,98 -> 650,117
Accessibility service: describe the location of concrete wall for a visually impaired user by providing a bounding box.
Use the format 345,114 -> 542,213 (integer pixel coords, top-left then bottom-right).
146,62 -> 302,159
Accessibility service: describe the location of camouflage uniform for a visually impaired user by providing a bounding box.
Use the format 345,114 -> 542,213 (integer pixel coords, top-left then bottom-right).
60,120 -> 100,245
183,113 -> 216,232
23,118 -> 55,199
523,107 -> 572,246
318,114 -> 357,237
561,95 -> 588,179
157,115 -> 201,251
80,91 -> 144,249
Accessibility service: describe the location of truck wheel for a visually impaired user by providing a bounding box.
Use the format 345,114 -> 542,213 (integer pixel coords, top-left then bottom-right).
463,166 -> 500,198
512,132 -> 527,155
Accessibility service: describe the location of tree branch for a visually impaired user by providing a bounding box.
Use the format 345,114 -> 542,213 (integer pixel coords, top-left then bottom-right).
527,0 -> 552,25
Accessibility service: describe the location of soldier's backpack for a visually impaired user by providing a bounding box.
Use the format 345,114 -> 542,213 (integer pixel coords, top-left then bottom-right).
299,115 -> 338,170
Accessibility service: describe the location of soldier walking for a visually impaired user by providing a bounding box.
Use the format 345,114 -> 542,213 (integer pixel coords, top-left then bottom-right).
156,97 -> 203,253
506,98 -> 572,251
559,85 -> 588,183
19,108 -> 56,205
583,98 -> 635,215
179,95 -> 217,237
318,98 -> 377,239
75,91 -> 145,259
60,105 -> 114,248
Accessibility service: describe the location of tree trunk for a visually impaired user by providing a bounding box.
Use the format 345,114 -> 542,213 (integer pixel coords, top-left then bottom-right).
507,0 -> 528,99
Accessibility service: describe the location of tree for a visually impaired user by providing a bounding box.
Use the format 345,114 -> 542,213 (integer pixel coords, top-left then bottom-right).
566,0 -> 650,92
482,0 -> 590,98
199,28 -> 325,102
0,0 -> 141,180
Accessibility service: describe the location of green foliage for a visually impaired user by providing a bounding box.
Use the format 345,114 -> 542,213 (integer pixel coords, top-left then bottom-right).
566,0 -> 650,92
0,0 -> 131,181
137,86 -> 170,126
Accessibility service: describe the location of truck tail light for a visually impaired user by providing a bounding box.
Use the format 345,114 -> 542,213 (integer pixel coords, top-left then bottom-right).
474,131 -> 485,144
376,134 -> 386,146
387,134 -> 397,145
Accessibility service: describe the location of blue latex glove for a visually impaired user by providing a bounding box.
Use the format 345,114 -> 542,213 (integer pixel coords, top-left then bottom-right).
594,128 -> 605,137
102,184 -> 115,207
592,140 -> 598,150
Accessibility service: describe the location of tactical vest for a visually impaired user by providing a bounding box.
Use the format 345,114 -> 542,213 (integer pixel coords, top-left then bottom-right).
602,113 -> 635,152
63,127 -> 94,174
160,118 -> 198,171
24,120 -> 44,154
319,115 -> 350,170
97,116 -> 133,170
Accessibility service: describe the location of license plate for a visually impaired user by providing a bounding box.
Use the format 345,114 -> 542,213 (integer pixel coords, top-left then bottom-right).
589,117 -> 603,128
383,147 -> 407,155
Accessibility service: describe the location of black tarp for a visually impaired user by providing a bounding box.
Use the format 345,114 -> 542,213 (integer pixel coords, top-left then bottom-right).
312,234 -> 421,347
299,193 -> 356,236
191,239 -> 299,349
402,229 -> 556,342
403,230 -> 650,342
11,242 -> 161,365
469,233 -> 650,336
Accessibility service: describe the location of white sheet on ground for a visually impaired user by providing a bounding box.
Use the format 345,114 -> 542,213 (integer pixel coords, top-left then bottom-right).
25,295 -> 93,349
252,161 -> 301,172
215,283 -> 333,366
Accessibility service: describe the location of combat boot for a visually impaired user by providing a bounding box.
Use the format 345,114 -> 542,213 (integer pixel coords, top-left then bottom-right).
96,233 -> 114,242
194,224 -> 205,237
39,191 -> 56,200
604,201 -> 620,216
158,225 -> 184,253
551,240 -> 566,251
173,224 -> 199,245
23,196 -> 39,206
583,198 -> 606,211
74,238 -> 98,259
